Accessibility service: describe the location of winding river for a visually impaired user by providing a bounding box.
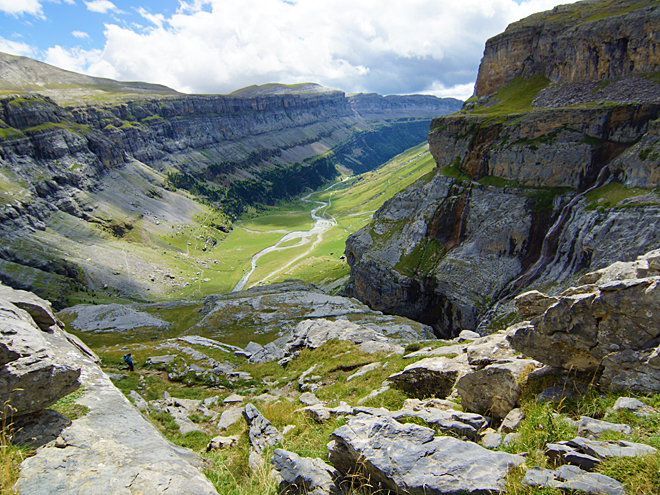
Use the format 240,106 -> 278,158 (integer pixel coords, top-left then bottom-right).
231,183 -> 341,292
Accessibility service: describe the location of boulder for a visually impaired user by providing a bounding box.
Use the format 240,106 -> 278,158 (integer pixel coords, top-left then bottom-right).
499,408 -> 525,434
206,435 -> 239,451
0,285 -> 62,331
403,343 -> 467,360
299,392 -> 322,406
612,397 -> 656,417
271,449 -> 346,495
1,298 -> 81,419
456,358 -> 541,419
545,437 -> 657,470
328,414 -> 524,494
243,403 -> 283,454
129,390 -> 150,413
576,416 -> 632,438
388,355 -> 473,399
508,254 -> 660,393
481,429 -> 503,449
466,332 -> 517,369
217,406 -> 243,430
513,290 -> 559,320
283,318 -> 397,354
523,465 -> 625,495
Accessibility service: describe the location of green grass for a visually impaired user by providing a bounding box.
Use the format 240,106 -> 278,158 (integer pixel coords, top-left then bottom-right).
470,75 -> 551,116
585,182 -> 656,210
23,121 -> 91,135
51,388 -> 89,420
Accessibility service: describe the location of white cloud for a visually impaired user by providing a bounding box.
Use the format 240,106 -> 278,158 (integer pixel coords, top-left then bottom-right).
84,0 -> 118,14
423,82 -> 476,100
63,0 -> 76,4
44,45 -> 103,73
72,30 -> 89,39
0,0 -> 43,16
0,36 -> 36,57
55,0 -> 580,98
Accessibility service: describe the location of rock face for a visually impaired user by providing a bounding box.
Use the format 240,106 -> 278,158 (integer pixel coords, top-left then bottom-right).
508,249 -> 660,393
345,0 -> 660,337
475,0 -> 660,97
9,286 -> 218,494
328,414 -> 524,494
0,285 -> 81,419
271,449 -> 345,495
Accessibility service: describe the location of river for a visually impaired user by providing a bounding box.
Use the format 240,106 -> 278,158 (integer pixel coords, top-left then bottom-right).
231,182 -> 341,292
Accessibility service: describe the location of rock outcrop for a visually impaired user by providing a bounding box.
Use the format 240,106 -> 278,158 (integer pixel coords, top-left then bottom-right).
3,284 -> 219,494
508,249 -> 660,393
328,414 -> 524,494
345,0 -> 660,337
0,285 -> 81,419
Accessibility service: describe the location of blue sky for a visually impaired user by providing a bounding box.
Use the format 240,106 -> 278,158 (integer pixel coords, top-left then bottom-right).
0,0 -> 577,98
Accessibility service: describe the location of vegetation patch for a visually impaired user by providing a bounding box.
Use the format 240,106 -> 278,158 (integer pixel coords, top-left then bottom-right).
470,75 -> 551,116
51,388 -> 89,420
439,157 -> 471,182
395,237 -> 446,277
585,182 -> 654,210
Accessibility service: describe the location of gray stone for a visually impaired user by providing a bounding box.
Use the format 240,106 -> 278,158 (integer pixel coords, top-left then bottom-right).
466,332 -> 517,369
565,437 -> 657,460
271,448 -> 346,495
0,285 -> 61,331
224,394 -> 244,404
64,303 -> 171,332
177,335 -> 241,353
248,449 -> 265,472
507,263 -> 660,392
129,390 -> 150,413
522,465 -> 626,495
243,403 -> 283,454
514,291 -> 559,320
481,429 -> 503,449
1,298 -> 81,419
299,392 -> 322,406
357,386 -> 390,405
106,373 -> 128,381
576,416 -> 632,438
458,330 -> 481,340
328,414 -> 524,494
146,355 -> 177,365
346,362 -> 381,382
536,385 -> 580,403
457,358 -> 541,419
403,343 -> 467,359
499,408 -> 525,434
217,406 -> 243,430
206,435 -> 239,451
612,397 -> 656,417
388,355 -> 473,399
358,340 -> 404,354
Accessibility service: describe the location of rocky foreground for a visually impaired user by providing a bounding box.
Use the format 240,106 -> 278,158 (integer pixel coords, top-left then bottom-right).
2,249 -> 660,494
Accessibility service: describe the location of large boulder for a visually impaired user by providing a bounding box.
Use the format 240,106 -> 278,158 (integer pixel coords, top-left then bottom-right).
456,358 -> 542,419
328,414 -> 524,494
508,250 -> 660,393
388,355 -> 473,399
0,297 -> 80,419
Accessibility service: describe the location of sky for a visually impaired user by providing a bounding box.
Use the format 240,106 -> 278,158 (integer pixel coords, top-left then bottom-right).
0,0 -> 578,99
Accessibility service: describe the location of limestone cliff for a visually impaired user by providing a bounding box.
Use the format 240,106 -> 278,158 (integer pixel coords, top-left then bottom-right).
345,0 -> 660,338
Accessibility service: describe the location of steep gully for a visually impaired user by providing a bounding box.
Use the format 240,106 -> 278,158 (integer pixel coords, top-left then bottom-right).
232,180 -> 344,292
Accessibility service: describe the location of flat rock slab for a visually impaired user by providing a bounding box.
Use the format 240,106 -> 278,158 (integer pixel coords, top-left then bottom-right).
16,329 -> 217,494
62,303 -> 171,332
523,465 -> 625,495
217,406 -> 244,430
328,414 -> 523,494
577,416 -> 632,438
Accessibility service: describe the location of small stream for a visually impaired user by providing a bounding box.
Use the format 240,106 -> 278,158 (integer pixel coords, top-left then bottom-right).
231,183 -> 340,292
